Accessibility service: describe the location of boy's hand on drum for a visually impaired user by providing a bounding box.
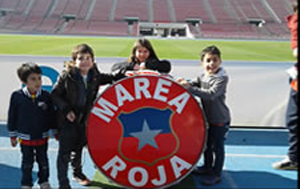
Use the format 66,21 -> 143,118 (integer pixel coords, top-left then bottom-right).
176,77 -> 190,88
66,111 -> 76,122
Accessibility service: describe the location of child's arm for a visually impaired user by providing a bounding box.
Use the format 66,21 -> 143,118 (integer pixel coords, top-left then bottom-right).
155,60 -> 171,73
51,73 -> 73,116
111,61 -> 135,73
7,92 -> 18,147
189,77 -> 201,88
188,77 -> 228,100
46,94 -> 59,139
139,59 -> 172,73
176,76 -> 201,88
97,70 -> 126,85
51,74 -> 77,126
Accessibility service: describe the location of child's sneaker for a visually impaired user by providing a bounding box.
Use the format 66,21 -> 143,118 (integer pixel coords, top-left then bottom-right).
39,182 -> 52,189
58,184 -> 71,189
272,157 -> 298,170
192,166 -> 212,175
21,186 -> 32,189
72,172 -> 91,186
201,174 -> 221,186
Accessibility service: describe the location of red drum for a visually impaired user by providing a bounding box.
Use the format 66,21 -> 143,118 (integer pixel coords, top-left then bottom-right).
87,75 -> 206,188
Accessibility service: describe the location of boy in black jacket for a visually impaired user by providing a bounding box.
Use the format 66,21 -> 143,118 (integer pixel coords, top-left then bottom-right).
51,44 -> 124,189
7,62 -> 56,189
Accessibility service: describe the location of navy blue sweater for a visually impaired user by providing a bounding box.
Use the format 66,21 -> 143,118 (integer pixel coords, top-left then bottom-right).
7,88 -> 55,140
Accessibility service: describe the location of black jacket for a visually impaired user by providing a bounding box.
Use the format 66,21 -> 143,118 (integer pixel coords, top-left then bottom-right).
51,65 -> 124,130
111,59 -> 171,74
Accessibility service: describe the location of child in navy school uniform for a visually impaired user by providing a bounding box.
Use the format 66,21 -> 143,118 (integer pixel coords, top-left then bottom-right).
7,62 -> 56,189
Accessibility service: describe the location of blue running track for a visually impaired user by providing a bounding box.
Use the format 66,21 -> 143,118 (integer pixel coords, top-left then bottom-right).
0,124 -> 297,189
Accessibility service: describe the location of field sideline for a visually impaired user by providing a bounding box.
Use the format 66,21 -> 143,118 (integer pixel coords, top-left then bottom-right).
0,34 -> 293,62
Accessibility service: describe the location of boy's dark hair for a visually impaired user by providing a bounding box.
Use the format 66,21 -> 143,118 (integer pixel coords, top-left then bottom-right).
200,45 -> 221,61
17,62 -> 42,83
72,44 -> 94,62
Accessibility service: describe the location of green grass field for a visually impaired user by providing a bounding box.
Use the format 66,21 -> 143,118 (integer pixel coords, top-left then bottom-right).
0,34 -> 294,62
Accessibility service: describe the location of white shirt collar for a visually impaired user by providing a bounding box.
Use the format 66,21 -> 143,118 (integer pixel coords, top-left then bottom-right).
22,86 -> 42,98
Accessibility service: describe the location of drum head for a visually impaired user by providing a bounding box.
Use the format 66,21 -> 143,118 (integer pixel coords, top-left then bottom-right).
87,75 -> 206,188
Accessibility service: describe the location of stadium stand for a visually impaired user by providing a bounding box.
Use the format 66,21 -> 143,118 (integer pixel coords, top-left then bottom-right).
172,0 -> 211,23
152,0 -> 172,22
0,0 -> 19,10
20,0 -> 52,31
15,0 -> 31,13
114,0 -> 149,22
50,0 -> 69,18
208,0 -> 236,23
89,0 -> 113,21
228,0 -> 266,22
200,23 -> 264,39
0,0 -> 294,39
266,0 -> 293,22
77,0 -> 91,20
63,0 -> 82,16
87,21 -> 129,35
35,18 -> 61,33
3,15 -> 26,31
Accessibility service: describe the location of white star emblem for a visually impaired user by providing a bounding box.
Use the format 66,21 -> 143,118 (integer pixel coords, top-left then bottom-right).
130,119 -> 162,151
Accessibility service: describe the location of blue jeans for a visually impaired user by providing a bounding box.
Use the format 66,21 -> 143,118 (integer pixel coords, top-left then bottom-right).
286,89 -> 298,163
203,122 -> 229,176
20,144 -> 49,186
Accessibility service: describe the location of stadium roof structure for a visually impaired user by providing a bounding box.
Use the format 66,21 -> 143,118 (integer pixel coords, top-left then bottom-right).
0,8 -> 14,17
124,16 -> 139,25
185,18 -> 203,25
62,14 -> 77,22
247,18 -> 266,27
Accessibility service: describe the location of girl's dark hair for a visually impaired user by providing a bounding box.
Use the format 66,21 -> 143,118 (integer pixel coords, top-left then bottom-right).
129,38 -> 159,63
200,45 -> 221,61
72,44 -> 95,62
17,62 -> 42,83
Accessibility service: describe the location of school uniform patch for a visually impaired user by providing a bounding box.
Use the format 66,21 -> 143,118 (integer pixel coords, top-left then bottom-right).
38,101 -> 48,110
87,75 -> 206,188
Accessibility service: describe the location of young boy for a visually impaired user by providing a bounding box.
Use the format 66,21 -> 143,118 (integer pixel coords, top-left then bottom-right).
177,45 -> 230,186
51,44 -> 124,189
7,62 -> 55,189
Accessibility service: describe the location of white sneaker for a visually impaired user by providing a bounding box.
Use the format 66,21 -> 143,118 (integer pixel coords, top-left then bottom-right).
39,182 -> 52,189
272,157 -> 298,170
